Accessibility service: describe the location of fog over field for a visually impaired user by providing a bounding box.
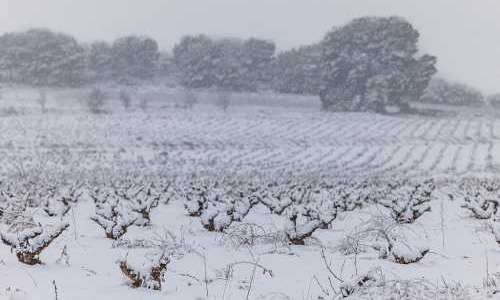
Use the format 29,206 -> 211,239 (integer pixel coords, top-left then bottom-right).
2,0 -> 500,93
1,1 -> 500,300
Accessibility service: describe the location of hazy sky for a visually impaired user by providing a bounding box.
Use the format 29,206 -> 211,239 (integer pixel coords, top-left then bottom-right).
1,0 -> 499,93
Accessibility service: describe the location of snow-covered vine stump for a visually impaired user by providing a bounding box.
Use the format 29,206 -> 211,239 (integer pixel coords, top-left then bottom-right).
200,204 -> 234,232
43,196 -> 70,217
339,268 -> 384,297
390,242 -> 429,264
379,180 -> 435,224
91,198 -> 136,240
285,203 -> 337,245
374,226 -> 430,264
124,184 -> 161,227
119,253 -> 170,290
1,222 -> 69,265
181,181 -> 214,217
459,179 -> 500,220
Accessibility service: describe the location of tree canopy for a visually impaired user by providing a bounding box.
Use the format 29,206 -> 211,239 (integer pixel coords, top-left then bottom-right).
173,35 -> 275,92
320,16 -> 437,112
0,29 -> 86,86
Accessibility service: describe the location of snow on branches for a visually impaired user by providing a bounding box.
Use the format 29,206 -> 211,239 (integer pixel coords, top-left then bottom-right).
120,252 -> 170,290
181,179 -> 260,232
347,215 -> 430,264
90,188 -> 137,240
181,179 -> 216,217
90,178 -> 164,238
0,190 -> 31,225
116,182 -> 161,227
118,230 -> 191,290
378,179 -> 435,223
42,183 -> 83,217
1,221 -> 69,265
459,178 -> 500,220
285,201 -> 337,245
260,181 -> 337,245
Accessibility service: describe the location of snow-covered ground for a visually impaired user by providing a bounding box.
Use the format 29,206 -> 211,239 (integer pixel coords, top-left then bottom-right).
0,87 -> 499,180
1,190 -> 498,300
0,87 -> 500,299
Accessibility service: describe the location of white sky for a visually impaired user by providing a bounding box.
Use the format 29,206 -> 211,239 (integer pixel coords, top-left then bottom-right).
1,0 -> 499,93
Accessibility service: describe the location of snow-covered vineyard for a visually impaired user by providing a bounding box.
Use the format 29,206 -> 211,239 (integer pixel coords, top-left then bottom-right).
2,0 -> 500,298
1,91 -> 500,180
0,89 -> 499,299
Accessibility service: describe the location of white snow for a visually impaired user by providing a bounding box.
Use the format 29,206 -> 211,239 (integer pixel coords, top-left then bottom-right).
0,87 -> 499,299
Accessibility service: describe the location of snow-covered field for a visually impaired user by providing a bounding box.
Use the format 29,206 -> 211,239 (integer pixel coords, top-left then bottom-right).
1,87 -> 500,299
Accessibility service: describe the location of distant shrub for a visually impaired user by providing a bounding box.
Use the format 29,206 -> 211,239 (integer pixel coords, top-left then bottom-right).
487,94 -> 500,109
86,87 -> 106,113
119,89 -> 132,110
1,106 -> 22,116
215,89 -> 231,112
179,88 -> 198,110
37,89 -> 47,113
138,96 -> 149,112
421,78 -> 485,106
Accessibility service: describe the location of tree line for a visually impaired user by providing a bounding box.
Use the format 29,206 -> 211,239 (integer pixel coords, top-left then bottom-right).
0,29 -> 161,86
0,17 -> 493,112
